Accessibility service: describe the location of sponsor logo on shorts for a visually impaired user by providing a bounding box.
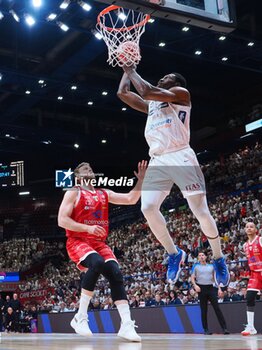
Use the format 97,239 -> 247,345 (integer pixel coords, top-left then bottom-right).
185,183 -> 201,191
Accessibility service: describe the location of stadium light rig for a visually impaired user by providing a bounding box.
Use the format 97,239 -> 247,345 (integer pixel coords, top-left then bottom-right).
32,0 -> 42,8
10,10 -> 20,22
58,21 -> 69,32
25,14 -> 36,26
47,13 -> 57,21
78,1 -> 91,11
60,0 -> 70,9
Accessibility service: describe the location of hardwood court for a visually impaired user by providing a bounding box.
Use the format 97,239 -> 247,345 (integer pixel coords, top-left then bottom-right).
1,333 -> 261,350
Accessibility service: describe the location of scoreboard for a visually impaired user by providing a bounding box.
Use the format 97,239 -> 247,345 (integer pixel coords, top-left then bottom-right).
0,272 -> 20,283
0,161 -> 24,187
98,0 -> 236,32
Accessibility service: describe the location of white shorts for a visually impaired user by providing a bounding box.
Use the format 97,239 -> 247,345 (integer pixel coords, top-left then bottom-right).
142,147 -> 206,198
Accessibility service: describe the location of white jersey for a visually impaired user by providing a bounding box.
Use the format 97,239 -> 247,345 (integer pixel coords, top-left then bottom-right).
145,100 -> 191,157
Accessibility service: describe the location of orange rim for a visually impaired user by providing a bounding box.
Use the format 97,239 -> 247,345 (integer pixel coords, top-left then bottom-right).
97,5 -> 150,33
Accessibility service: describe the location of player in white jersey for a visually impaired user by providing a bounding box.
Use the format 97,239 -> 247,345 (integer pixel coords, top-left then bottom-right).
117,67 -> 229,287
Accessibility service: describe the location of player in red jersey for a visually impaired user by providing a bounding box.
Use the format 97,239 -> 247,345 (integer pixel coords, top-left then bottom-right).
58,161 -> 147,342
241,221 -> 262,336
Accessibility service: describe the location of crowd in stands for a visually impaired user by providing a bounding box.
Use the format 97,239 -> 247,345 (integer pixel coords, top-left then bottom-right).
0,238 -> 65,272
0,293 -> 37,333
0,143 -> 261,327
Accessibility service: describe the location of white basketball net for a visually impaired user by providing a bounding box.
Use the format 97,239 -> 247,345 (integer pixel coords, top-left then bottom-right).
97,6 -> 150,67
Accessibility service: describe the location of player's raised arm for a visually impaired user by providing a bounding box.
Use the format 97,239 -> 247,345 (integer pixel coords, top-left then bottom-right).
117,72 -> 149,114
123,65 -> 190,106
58,190 -> 105,237
107,160 -> 147,205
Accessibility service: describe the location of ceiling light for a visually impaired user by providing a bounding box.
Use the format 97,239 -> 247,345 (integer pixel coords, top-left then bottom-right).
148,18 -> 155,23
42,140 -> 52,145
58,22 -> 69,32
102,91 -> 108,96
10,10 -> 20,22
47,13 -> 57,21
118,13 -> 127,21
74,143 -> 79,148
0,73 -> 2,80
32,0 -> 42,8
0,11 -> 4,20
221,57 -> 228,61
71,85 -> 77,90
87,101 -> 93,105
78,1 -> 91,11
182,26 -> 189,32
159,42 -> 166,47
25,90 -> 31,95
219,35 -> 226,41
38,79 -> 44,84
25,14 -> 36,26
101,139 -> 107,144
19,191 -> 30,196
195,50 -> 202,55
60,0 -> 70,9
247,42 -> 254,47
5,134 -> 10,137
94,31 -> 102,40
122,107 -> 127,111
58,96 -> 63,100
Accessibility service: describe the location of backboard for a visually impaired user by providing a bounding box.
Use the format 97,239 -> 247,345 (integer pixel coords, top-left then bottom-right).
97,0 -> 236,33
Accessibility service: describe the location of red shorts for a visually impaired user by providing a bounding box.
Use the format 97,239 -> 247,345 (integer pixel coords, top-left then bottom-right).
247,270 -> 262,291
66,237 -> 117,271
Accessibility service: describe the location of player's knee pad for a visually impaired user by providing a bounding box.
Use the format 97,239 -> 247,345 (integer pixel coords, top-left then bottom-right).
247,291 -> 257,308
103,261 -> 127,302
80,253 -> 105,291
81,253 -> 105,273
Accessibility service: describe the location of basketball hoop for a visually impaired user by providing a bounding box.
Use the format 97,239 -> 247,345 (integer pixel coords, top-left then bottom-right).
97,5 -> 150,67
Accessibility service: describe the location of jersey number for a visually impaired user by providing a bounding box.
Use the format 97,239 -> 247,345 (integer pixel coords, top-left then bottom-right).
178,111 -> 187,124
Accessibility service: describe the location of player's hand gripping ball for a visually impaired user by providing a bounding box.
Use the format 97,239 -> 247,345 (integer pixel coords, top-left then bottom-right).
116,41 -> 141,66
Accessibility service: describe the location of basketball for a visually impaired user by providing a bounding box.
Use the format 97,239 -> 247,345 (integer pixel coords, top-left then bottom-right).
116,41 -> 141,66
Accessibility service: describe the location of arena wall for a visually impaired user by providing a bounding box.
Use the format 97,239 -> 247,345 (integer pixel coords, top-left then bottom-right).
38,301 -> 262,334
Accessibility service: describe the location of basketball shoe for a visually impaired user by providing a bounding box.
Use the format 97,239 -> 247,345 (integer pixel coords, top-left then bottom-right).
167,248 -> 186,282
241,325 -> 257,336
70,313 -> 92,337
117,320 -> 141,342
213,257 -> 230,287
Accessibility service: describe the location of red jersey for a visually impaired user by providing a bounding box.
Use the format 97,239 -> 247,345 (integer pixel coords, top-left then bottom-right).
66,187 -> 109,241
244,236 -> 262,272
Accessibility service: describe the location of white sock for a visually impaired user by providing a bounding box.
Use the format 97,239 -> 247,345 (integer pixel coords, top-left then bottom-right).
208,236 -> 223,260
78,293 -> 92,316
247,311 -> 254,328
117,303 -> 132,324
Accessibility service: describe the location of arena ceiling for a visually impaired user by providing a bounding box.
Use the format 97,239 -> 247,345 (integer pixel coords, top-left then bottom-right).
0,0 -> 261,182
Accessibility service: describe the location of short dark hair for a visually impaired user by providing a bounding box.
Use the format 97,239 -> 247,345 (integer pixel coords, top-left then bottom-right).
172,73 -> 187,88
74,162 -> 89,176
198,249 -> 207,256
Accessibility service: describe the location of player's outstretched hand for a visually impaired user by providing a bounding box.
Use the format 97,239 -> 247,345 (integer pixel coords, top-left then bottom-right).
87,225 -> 106,237
134,160 -> 148,181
